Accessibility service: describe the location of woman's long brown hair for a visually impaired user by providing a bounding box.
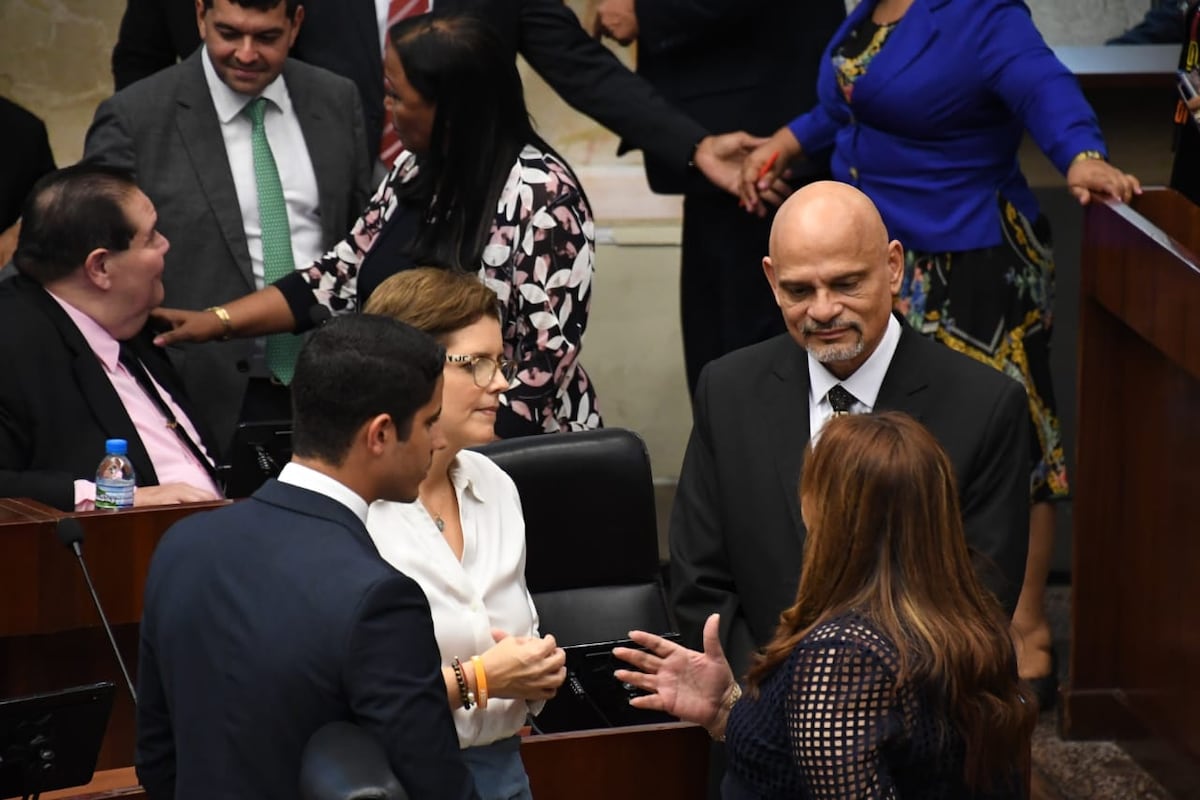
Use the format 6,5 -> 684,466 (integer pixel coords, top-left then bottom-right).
745,412 -> 1035,790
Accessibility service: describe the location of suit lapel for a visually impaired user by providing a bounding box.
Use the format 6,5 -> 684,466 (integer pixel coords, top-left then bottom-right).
174,52 -> 256,291
875,323 -> 934,423
764,340 -> 811,538
287,61 -> 343,245
845,0 -> 944,107
24,284 -> 160,484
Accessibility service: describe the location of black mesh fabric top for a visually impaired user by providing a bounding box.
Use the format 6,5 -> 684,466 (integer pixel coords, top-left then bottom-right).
721,612 -> 1022,799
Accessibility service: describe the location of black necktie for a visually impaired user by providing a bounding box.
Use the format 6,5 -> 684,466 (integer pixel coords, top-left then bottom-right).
827,384 -> 859,416
118,343 -> 220,484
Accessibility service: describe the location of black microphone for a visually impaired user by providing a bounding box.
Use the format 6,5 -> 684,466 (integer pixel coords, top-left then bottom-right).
56,518 -> 138,705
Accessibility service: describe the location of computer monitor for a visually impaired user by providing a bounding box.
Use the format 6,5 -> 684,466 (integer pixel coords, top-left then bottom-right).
0,682 -> 115,798
531,636 -> 679,734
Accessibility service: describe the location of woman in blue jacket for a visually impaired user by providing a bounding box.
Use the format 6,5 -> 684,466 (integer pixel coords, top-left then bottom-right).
739,0 -> 1141,706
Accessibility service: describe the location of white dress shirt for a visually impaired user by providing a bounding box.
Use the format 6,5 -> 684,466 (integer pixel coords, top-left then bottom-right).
277,462 -> 370,525
367,449 -> 541,748
201,48 -> 324,290
808,314 -> 902,440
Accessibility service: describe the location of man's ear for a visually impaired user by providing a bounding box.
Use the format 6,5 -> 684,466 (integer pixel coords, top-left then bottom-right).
762,256 -> 782,306
82,247 -> 112,290
885,240 -> 904,295
195,0 -> 208,38
363,413 -> 393,457
287,4 -> 305,48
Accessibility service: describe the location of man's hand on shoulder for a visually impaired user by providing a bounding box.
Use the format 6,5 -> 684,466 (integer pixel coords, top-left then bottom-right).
593,0 -> 639,45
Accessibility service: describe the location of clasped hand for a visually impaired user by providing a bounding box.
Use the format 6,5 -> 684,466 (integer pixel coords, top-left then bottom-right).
481,629 -> 566,701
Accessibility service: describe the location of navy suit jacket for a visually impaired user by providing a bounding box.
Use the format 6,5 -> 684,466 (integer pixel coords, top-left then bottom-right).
0,276 -> 219,511
136,478 -> 477,800
789,0 -> 1107,252
669,325 -> 1030,674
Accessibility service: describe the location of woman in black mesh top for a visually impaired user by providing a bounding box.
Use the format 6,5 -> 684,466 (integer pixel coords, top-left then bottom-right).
615,412 -> 1036,798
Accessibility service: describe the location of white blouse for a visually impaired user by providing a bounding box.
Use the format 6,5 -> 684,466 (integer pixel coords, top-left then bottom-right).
366,449 -> 542,747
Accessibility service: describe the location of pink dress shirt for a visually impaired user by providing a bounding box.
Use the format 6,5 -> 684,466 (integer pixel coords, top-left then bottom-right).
48,293 -> 222,510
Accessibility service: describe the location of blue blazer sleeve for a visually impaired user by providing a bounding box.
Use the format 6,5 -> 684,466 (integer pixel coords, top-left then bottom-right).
975,0 -> 1107,172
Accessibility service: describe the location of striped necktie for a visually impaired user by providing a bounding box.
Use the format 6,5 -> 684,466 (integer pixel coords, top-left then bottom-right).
378,0 -> 431,167
244,97 -> 302,384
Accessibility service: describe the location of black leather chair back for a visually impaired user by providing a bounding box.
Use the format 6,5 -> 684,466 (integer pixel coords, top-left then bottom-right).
299,722 -> 407,800
475,428 -> 673,646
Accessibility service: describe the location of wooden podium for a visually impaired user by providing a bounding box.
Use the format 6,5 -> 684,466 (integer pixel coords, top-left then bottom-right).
1,498 -> 709,799
1064,188 -> 1200,780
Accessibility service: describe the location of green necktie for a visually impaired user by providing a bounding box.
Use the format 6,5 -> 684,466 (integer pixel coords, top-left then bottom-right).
245,97 -> 301,384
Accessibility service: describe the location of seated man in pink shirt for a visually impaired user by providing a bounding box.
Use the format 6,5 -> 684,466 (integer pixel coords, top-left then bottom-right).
0,163 -> 223,511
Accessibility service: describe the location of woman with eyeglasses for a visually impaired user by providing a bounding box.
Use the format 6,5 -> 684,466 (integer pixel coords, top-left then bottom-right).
150,12 -> 600,439
364,267 -> 565,800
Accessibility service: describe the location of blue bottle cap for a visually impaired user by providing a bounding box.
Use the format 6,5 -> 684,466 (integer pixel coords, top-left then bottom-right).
105,438 -> 129,455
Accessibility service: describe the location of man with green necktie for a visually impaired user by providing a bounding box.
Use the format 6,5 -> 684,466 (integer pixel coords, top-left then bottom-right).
85,0 -> 373,458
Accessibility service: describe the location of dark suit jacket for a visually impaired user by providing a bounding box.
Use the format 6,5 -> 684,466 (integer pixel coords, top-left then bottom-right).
669,326 -> 1030,674
85,51 -> 372,453
633,0 -> 845,193
0,97 -> 56,230
0,276 -> 219,511
110,0 -> 709,172
136,478 -> 477,800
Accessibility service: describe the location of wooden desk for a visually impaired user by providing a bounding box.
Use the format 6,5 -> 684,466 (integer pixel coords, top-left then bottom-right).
0,500 -> 227,771
33,723 -> 711,800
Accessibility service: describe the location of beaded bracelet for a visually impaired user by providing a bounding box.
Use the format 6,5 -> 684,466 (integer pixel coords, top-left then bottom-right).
471,655 -> 489,710
451,657 -> 474,710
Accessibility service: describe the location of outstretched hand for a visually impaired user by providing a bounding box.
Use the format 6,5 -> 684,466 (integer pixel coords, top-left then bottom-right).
150,307 -> 225,347
482,629 -> 566,701
612,613 -> 735,730
693,132 -> 770,199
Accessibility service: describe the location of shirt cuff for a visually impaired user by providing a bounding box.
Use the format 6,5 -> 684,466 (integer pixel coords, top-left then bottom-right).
74,479 -> 97,512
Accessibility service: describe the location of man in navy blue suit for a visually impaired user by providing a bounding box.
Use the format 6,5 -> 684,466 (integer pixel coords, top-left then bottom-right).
136,314 -> 480,799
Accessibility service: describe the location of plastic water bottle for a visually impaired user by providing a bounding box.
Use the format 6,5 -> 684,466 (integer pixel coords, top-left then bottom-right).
95,438 -> 136,510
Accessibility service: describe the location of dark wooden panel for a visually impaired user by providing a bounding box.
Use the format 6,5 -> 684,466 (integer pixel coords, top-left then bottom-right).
1065,191 -> 1200,783
521,722 -> 710,800
0,502 -> 226,771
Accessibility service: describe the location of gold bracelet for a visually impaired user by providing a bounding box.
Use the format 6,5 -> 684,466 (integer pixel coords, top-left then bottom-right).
206,305 -> 233,341
710,682 -> 743,742
1070,150 -> 1106,166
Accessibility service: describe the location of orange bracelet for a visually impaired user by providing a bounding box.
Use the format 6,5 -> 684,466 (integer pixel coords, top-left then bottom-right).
470,655 -> 489,709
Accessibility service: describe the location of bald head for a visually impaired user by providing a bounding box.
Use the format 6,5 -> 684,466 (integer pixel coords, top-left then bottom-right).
762,181 -> 904,380
768,181 -> 890,266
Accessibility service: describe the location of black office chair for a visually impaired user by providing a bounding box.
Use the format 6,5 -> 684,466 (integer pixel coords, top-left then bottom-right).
299,722 -> 408,800
475,428 -> 673,646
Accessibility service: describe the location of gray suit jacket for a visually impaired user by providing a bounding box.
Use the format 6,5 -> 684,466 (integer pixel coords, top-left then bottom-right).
670,326 -> 1031,675
84,51 -> 372,455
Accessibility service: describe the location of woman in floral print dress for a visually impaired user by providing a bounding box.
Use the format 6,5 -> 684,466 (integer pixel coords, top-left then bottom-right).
153,13 -> 600,437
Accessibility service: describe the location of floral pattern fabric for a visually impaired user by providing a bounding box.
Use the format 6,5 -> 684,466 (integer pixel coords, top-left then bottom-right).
299,144 -> 601,435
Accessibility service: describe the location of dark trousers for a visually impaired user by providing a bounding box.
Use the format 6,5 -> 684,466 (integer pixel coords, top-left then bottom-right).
680,192 -> 784,396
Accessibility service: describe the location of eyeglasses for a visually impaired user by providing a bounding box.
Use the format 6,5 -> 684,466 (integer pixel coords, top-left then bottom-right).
446,353 -> 517,388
